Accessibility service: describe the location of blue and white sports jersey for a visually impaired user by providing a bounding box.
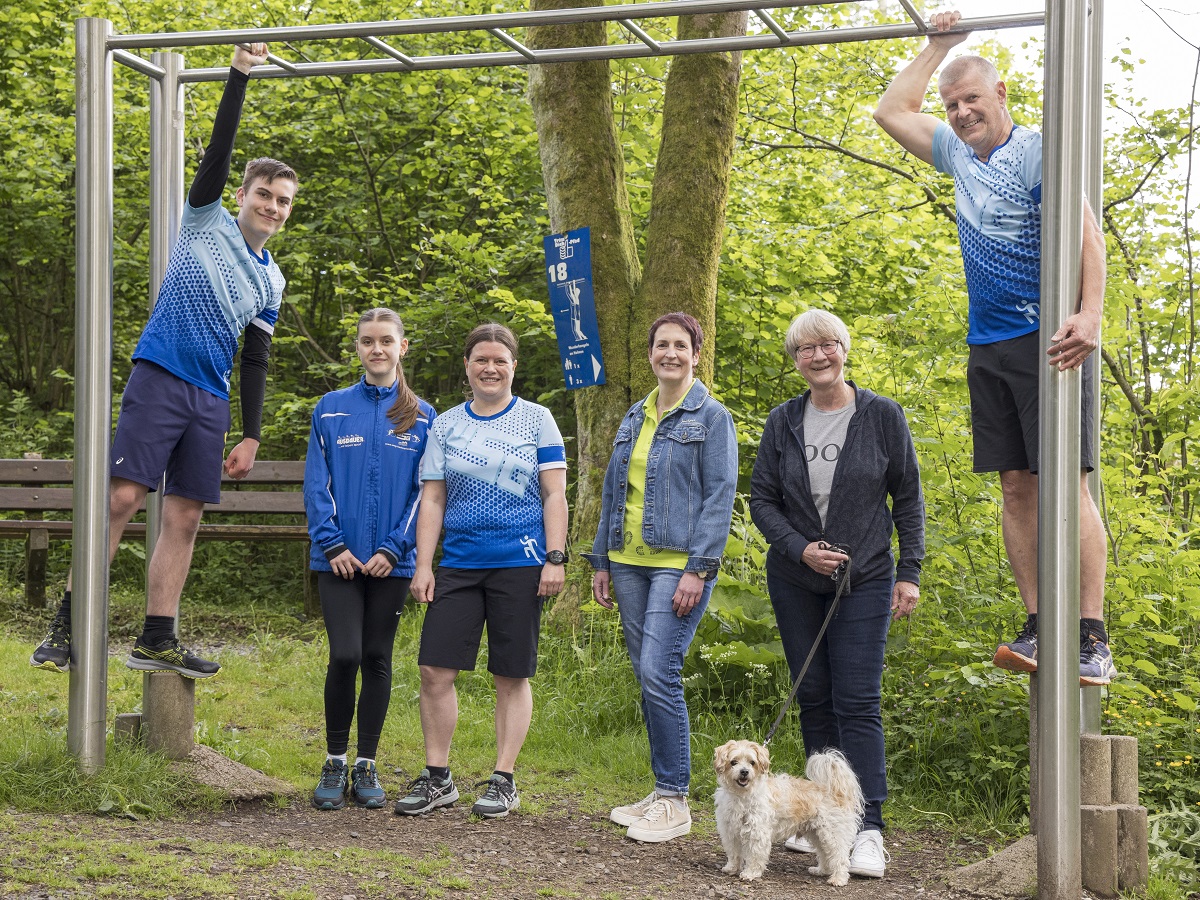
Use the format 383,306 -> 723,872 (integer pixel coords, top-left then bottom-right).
421,396 -> 567,569
933,122 -> 1042,345
133,199 -> 285,399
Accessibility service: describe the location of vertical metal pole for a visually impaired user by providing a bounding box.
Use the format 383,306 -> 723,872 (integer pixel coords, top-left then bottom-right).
1039,0 -> 1089,896
147,52 -> 185,580
1081,0 -> 1105,737
69,17 -> 114,773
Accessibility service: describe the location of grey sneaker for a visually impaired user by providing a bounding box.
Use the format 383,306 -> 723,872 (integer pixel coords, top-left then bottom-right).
993,618 -> 1038,673
610,790 -> 659,827
30,616 -> 71,673
393,769 -> 458,816
471,775 -> 519,818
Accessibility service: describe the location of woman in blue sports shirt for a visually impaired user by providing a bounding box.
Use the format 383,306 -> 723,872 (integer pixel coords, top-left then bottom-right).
304,307 -> 435,811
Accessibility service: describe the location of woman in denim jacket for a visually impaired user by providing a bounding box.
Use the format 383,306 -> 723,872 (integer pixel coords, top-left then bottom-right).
749,309 -> 924,879
585,311 -> 737,844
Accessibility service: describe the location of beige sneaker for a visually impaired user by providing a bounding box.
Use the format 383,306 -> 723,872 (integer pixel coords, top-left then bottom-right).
610,791 -> 659,827
626,796 -> 691,843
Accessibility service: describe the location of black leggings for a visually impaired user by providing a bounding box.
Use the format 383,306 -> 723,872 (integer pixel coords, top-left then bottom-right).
318,572 -> 410,759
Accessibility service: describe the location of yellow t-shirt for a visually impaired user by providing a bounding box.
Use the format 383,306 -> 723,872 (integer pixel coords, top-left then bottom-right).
608,385 -> 691,569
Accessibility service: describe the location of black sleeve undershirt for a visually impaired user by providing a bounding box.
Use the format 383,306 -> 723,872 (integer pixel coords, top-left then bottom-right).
239,322 -> 272,442
188,68 -> 250,208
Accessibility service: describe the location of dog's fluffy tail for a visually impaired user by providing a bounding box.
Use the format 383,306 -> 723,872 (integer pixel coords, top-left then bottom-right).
805,749 -> 866,821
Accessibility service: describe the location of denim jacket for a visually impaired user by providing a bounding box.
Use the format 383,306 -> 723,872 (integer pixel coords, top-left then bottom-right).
585,379 -> 738,575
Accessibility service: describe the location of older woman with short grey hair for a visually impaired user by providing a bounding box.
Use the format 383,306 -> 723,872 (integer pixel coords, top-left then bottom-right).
750,309 -> 925,879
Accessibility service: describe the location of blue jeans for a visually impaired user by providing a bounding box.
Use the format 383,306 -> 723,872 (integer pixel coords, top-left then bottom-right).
610,562 -> 714,795
768,570 -> 892,831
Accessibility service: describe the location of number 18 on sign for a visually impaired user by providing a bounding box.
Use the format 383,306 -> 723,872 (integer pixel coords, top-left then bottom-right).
543,226 -> 605,389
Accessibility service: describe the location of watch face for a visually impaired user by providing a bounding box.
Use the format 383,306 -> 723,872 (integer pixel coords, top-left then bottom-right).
546,550 -> 567,565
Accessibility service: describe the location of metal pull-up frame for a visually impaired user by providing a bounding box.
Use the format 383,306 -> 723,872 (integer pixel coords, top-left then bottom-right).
73,4 -> 1099,897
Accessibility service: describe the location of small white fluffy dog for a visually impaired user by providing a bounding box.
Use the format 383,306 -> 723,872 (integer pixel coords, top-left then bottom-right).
713,740 -> 864,884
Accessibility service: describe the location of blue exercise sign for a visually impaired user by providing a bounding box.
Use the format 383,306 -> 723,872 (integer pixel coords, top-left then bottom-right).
544,227 -> 605,389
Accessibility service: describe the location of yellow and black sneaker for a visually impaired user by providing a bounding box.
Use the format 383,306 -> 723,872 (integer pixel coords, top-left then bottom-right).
126,636 -> 220,679
30,617 -> 71,673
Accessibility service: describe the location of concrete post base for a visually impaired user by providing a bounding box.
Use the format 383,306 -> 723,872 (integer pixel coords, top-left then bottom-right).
1116,804 -> 1150,893
141,672 -> 195,760
113,712 -> 141,746
1080,805 -> 1119,897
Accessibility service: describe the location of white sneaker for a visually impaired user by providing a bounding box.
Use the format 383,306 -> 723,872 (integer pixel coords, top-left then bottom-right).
626,796 -> 691,843
785,833 -> 816,853
848,829 -> 888,878
610,791 -> 658,827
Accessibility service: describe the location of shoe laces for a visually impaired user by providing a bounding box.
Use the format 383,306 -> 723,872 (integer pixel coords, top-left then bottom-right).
405,773 -> 432,796
319,760 -> 346,789
43,620 -> 70,648
852,832 -> 890,864
476,777 -> 513,804
354,763 -> 379,789
640,797 -> 678,824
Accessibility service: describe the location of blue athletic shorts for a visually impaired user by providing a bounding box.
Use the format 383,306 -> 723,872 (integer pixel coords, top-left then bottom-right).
967,330 -> 1095,474
110,361 -> 230,504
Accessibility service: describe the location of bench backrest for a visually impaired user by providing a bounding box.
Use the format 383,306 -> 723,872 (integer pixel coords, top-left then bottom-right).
0,460 -> 307,515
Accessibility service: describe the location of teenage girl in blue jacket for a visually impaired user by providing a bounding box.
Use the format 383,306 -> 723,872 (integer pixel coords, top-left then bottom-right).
303,307 -> 436,810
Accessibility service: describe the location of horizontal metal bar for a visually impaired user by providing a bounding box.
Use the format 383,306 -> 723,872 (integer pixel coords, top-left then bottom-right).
618,19 -> 661,52
112,49 -> 165,79
176,12 -> 1043,82
488,28 -> 536,61
362,35 -> 415,68
234,42 -> 299,73
753,9 -> 791,43
109,0 -> 860,49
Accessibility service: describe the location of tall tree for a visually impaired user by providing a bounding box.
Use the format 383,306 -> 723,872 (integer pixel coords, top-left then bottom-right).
527,2 -> 748,578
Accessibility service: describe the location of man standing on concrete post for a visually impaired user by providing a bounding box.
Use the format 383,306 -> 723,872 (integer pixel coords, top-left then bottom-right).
30,42 -> 296,679
873,10 -> 1114,684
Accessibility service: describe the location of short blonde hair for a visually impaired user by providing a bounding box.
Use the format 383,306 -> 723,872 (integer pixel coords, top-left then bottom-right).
783,309 -> 851,358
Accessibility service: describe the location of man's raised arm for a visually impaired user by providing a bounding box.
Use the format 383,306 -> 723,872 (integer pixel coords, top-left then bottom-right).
873,10 -> 969,166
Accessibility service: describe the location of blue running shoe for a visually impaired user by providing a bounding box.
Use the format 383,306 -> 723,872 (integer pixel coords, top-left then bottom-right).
350,761 -> 386,809
312,759 -> 349,811
1079,634 -> 1117,686
993,618 -> 1038,673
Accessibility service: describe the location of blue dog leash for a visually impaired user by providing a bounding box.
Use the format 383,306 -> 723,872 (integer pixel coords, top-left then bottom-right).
763,543 -> 852,746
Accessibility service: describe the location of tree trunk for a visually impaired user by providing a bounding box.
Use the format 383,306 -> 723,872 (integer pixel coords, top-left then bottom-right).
528,3 -> 746,620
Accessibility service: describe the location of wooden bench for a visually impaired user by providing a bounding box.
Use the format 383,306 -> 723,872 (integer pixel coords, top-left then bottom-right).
0,457 -> 311,610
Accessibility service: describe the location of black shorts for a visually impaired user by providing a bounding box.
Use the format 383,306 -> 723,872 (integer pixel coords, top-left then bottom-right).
967,330 -> 1095,474
417,566 -> 544,678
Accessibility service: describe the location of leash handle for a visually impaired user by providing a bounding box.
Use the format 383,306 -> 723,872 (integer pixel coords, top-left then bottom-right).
763,544 -> 852,746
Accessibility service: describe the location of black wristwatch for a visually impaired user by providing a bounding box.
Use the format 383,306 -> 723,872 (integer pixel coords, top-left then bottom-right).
546,550 -> 568,565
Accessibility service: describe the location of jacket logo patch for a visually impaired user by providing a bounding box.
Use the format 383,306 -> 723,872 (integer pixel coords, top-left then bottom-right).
337,434 -> 365,447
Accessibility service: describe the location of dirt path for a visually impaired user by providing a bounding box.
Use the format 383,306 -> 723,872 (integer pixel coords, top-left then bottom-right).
4,800 -> 1015,900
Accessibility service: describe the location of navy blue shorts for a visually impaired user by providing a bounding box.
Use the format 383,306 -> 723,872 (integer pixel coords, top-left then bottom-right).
967,331 -> 1095,474
417,566 -> 544,678
110,361 -> 230,504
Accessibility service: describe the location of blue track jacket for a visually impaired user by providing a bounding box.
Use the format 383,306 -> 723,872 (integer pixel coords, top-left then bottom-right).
304,377 -> 435,577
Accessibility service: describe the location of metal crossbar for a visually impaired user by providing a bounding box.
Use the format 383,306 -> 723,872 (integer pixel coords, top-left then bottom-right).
102,0 -> 1043,82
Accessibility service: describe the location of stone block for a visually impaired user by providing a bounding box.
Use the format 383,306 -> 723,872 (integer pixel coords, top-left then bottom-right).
1080,805 -> 1119,898
113,713 -> 141,746
1080,733 -> 1113,806
1116,804 -> 1149,893
141,671 -> 195,760
1110,735 -> 1140,805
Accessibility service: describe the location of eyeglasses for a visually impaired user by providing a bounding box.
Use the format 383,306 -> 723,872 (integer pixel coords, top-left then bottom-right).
795,340 -> 841,359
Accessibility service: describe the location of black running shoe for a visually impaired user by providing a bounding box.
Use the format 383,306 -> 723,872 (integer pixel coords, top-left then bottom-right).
30,617 -> 71,673
350,761 -> 386,809
993,618 -> 1038,673
126,636 -> 220,679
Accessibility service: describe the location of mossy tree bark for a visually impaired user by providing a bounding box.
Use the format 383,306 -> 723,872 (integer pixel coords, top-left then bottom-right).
528,3 -> 747,617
